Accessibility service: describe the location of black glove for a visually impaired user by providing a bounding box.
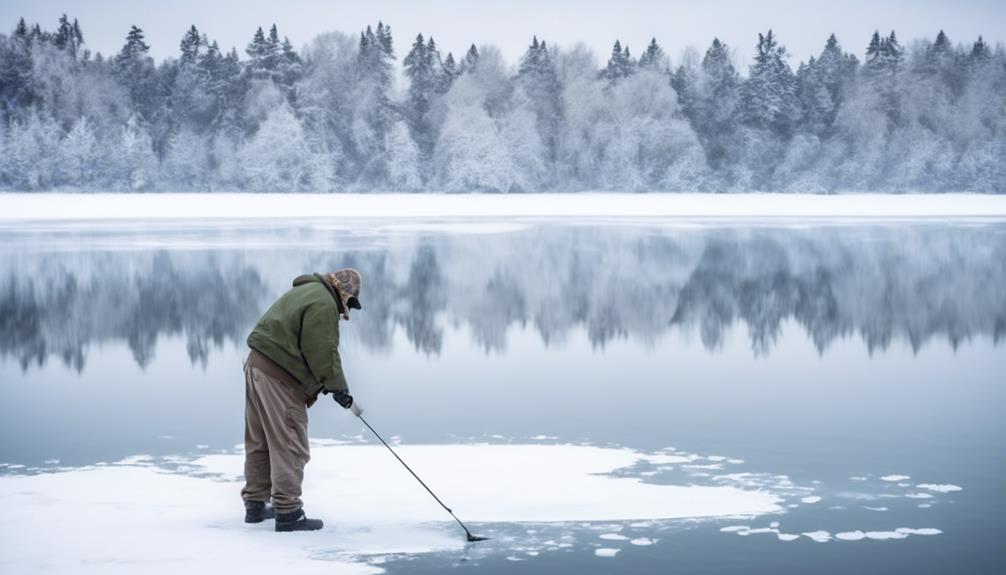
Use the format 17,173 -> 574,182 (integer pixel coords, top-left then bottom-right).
332,390 -> 354,409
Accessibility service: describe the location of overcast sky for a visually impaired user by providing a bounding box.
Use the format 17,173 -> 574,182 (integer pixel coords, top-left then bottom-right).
2,0 -> 1004,69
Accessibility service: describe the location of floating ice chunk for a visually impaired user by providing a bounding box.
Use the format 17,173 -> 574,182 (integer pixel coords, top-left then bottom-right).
897,483 -> 910,487
639,471 -> 659,477
916,484 -> 962,493
880,475 -> 910,482
787,504 -> 799,508
506,556 -> 523,561
630,538 -> 653,546
777,534 -> 800,542
905,493 -> 933,499
43,459 -> 60,465
644,454 -> 693,465
530,435 -> 558,441
769,522 -> 780,528
895,528 -> 942,536
684,463 -> 724,470
599,533 -> 629,541
865,531 -> 908,540
849,476 -> 868,481
196,445 -> 209,450
835,531 -> 867,541
8,464 -> 25,470
720,525 -> 749,533
803,531 -> 832,543
918,504 -> 932,509
706,456 -> 727,462
727,459 -> 745,465
116,455 -> 154,466
801,496 -> 822,504
595,548 -> 620,558
865,507 -> 889,512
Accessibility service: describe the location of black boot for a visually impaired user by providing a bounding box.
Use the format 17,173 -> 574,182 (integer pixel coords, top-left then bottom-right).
275,508 -> 324,532
244,500 -> 276,524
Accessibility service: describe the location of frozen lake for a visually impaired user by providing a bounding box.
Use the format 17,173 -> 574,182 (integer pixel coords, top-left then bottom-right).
1,215 -> 1003,574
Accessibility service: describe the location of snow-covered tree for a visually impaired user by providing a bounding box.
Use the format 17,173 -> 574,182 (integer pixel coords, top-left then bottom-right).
237,105 -> 331,192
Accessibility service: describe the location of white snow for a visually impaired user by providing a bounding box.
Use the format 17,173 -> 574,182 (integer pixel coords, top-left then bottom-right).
801,496 -> 822,504
630,538 -> 654,546
880,475 -> 911,482
864,506 -> 889,512
3,193 -> 1006,221
904,493 -> 934,499
594,548 -> 620,558
916,484 -> 962,493
1,443 -> 782,574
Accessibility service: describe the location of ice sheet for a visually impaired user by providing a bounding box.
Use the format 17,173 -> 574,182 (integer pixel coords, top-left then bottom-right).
0,443 -> 782,574
3,192 -> 1006,221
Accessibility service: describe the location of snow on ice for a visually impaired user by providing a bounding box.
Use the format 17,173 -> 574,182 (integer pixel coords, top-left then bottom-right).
0,443 -> 782,574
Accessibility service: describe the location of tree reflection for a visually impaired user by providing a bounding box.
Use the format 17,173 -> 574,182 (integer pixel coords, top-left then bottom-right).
1,224 -> 1003,372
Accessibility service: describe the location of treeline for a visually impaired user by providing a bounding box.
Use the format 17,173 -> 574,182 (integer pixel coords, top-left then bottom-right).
0,15 -> 1003,193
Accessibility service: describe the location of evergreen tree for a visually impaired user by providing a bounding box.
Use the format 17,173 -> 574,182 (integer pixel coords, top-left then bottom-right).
517,36 -> 563,169
53,14 -> 83,56
179,25 -> 202,65
797,34 -> 857,135
601,39 -> 635,81
638,38 -> 664,71
740,30 -> 800,137
440,52 -> 460,92
114,26 -> 158,121
460,44 -> 480,73
404,34 -> 443,160
969,36 -> 991,63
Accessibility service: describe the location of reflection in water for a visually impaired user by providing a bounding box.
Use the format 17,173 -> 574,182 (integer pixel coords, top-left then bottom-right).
1,224 -> 1003,371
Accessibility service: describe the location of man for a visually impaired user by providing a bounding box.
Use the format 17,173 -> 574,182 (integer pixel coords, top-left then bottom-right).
241,269 -> 362,532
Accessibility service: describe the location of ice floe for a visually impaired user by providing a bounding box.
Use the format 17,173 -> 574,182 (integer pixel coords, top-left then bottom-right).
595,548 -> 620,558
801,496 -> 822,504
880,475 -> 910,482
916,484 -> 962,493
0,442 -> 783,574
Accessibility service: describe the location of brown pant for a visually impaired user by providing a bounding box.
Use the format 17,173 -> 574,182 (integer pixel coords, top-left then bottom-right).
241,350 -> 311,514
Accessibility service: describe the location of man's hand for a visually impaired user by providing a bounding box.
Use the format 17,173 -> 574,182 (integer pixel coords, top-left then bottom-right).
332,390 -> 354,409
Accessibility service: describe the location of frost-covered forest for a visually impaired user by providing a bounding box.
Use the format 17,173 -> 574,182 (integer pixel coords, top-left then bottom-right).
0,15 -> 1003,192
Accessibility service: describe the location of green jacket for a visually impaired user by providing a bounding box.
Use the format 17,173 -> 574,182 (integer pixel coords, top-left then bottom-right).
247,274 -> 348,398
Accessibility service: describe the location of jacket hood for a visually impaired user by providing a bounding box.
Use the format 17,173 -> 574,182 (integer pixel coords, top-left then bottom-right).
292,274 -> 321,287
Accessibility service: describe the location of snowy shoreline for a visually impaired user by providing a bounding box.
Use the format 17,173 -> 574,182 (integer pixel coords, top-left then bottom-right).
2,192 -> 1006,221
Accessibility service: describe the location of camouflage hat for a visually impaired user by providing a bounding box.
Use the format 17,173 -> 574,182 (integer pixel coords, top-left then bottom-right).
329,268 -> 362,311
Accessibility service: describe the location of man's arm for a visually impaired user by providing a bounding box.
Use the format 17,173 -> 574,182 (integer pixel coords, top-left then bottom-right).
299,300 -> 349,393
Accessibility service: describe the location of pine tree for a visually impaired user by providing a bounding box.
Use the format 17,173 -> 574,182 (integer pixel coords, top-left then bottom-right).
246,26 -> 270,78
638,38 -> 664,71
404,33 -> 443,160
460,44 -> 480,73
54,14 -> 83,56
601,40 -> 635,82
740,30 -> 800,137
180,25 -> 202,65
115,26 -> 157,121
969,36 -> 991,62
440,52 -> 460,92
516,36 -> 563,168
797,34 -> 857,136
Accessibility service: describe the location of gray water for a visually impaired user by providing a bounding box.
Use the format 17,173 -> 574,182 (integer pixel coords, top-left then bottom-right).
1,218 -> 1004,574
